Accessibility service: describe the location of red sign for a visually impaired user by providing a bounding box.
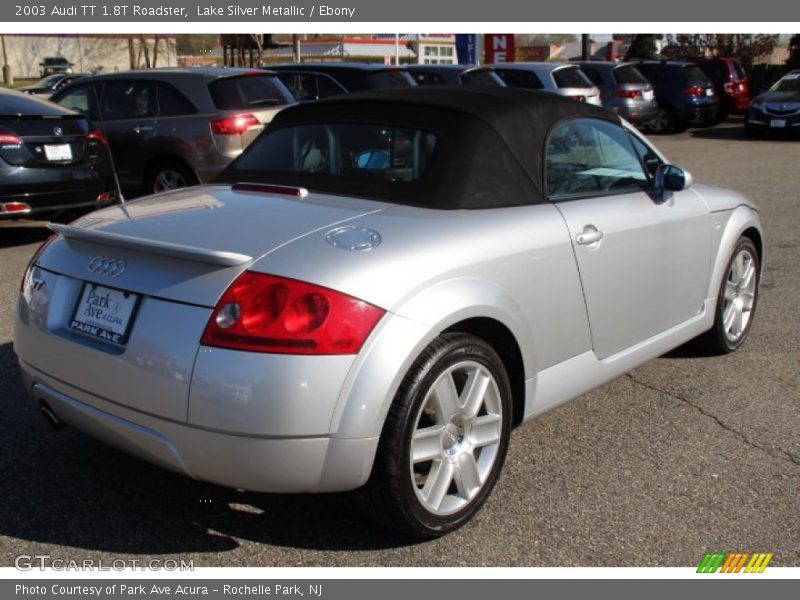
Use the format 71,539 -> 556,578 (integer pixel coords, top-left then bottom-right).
484,34 -> 515,63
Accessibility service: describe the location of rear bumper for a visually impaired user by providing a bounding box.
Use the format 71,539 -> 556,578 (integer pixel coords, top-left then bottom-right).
613,103 -> 659,124
677,103 -> 717,125
0,173 -> 113,218
21,366 -> 379,493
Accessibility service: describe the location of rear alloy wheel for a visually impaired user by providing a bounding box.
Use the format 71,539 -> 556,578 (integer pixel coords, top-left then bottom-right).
146,161 -> 198,194
646,106 -> 674,134
361,333 -> 512,538
705,237 -> 760,353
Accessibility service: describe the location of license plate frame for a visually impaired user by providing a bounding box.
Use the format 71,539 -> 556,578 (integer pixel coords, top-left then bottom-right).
69,283 -> 140,345
44,143 -> 73,161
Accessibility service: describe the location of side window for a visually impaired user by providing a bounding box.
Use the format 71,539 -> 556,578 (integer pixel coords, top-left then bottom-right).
314,74 -> 347,99
628,132 -> 663,180
156,82 -> 197,116
54,83 -> 100,120
546,118 -> 648,200
100,80 -> 157,120
495,69 -> 544,90
582,68 -> 604,86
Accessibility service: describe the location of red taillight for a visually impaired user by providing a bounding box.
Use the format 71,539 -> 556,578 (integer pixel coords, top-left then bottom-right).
616,89 -> 643,99
85,128 -> 108,145
210,114 -> 260,136
95,191 -> 112,205
682,85 -> 705,96
201,272 -> 385,355
20,234 -> 57,292
1,202 -> 30,213
0,133 -> 22,145
568,95 -> 587,102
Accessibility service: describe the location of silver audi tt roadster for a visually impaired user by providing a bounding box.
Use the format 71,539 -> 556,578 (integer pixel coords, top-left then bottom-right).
15,87 -> 762,538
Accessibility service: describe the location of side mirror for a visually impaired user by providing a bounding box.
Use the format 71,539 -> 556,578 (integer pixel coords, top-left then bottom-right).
655,164 -> 693,191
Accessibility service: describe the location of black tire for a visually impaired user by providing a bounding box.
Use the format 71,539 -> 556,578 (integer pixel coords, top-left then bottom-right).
359,333 -> 513,539
702,237 -> 760,354
646,105 -> 676,134
144,160 -> 198,194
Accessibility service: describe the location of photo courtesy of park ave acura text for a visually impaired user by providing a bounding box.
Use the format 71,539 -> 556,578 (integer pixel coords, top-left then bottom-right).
0,22 -> 798,572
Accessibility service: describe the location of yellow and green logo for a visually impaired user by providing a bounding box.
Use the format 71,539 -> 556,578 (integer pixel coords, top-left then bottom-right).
697,552 -> 774,573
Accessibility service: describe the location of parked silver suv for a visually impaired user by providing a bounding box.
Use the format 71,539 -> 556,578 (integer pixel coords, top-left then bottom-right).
51,68 -> 295,196
576,61 -> 658,126
490,62 -> 602,106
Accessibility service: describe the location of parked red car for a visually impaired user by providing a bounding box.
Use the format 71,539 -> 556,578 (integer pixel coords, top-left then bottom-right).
692,57 -> 750,118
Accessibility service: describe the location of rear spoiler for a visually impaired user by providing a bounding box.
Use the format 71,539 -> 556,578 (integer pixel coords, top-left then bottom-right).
48,223 -> 252,267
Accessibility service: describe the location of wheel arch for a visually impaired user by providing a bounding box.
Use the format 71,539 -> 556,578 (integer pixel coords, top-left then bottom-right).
442,317 -> 526,428
329,276 -> 536,441
142,153 -> 198,190
707,206 -> 765,303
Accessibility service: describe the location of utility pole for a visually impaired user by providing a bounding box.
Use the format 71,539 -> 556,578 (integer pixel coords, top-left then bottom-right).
581,34 -> 590,60
292,34 -> 300,62
1,35 -> 12,85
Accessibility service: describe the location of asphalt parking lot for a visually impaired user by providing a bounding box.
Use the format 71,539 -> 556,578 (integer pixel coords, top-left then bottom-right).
0,117 -> 798,568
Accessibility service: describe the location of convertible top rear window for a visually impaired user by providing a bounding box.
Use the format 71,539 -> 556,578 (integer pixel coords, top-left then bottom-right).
228,123 -> 437,184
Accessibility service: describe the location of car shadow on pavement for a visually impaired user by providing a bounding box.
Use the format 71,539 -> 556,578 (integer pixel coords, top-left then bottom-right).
0,341 -> 417,560
0,224 -> 52,249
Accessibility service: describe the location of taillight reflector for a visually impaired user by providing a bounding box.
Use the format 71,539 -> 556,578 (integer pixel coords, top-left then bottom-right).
0,133 -> 22,145
201,272 -> 385,355
682,85 -> 706,96
616,89 -> 643,99
210,114 -> 260,136
85,128 -> 108,145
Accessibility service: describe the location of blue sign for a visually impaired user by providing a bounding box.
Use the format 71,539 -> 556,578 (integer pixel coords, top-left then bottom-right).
455,34 -> 477,65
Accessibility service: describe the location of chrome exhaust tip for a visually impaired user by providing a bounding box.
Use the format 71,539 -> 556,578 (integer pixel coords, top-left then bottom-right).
39,401 -> 63,430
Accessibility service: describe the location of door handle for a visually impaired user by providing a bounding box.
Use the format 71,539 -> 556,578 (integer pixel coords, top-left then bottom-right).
134,125 -> 154,134
576,226 -> 604,245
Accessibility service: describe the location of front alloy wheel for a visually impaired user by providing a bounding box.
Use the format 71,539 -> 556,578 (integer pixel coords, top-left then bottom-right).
705,236 -> 760,353
361,333 -> 512,538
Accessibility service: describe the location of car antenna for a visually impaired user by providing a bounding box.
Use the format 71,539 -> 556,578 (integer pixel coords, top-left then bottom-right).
100,135 -> 130,217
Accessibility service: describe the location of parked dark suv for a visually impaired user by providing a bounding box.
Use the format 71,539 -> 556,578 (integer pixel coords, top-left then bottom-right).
0,87 -> 114,221
632,60 -> 718,133
406,64 -> 506,87
268,63 -> 416,102
50,68 -> 295,196
692,57 -> 750,118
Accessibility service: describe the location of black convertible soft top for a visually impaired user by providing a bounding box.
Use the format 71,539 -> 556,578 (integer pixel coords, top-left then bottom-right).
220,86 -> 621,209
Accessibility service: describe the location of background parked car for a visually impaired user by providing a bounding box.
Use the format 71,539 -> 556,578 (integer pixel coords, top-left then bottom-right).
0,87 -> 114,221
406,64 -> 506,87
269,63 -> 416,102
50,67 -> 295,196
489,62 -> 602,106
17,74 -> 88,98
632,60 -> 718,134
745,69 -> 800,137
692,57 -> 750,119
39,56 -> 74,77
575,61 -> 658,126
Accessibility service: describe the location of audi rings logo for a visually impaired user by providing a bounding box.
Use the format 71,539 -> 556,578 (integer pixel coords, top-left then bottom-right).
88,256 -> 126,277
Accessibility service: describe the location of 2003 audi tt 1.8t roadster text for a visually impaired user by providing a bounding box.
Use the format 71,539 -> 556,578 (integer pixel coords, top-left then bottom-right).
15,87 -> 762,538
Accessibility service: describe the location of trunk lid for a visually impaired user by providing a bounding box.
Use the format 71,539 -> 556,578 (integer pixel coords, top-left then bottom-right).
37,184 -> 390,307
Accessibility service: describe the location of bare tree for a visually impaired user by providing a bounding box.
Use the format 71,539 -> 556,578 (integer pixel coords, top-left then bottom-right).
665,34 -> 778,71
